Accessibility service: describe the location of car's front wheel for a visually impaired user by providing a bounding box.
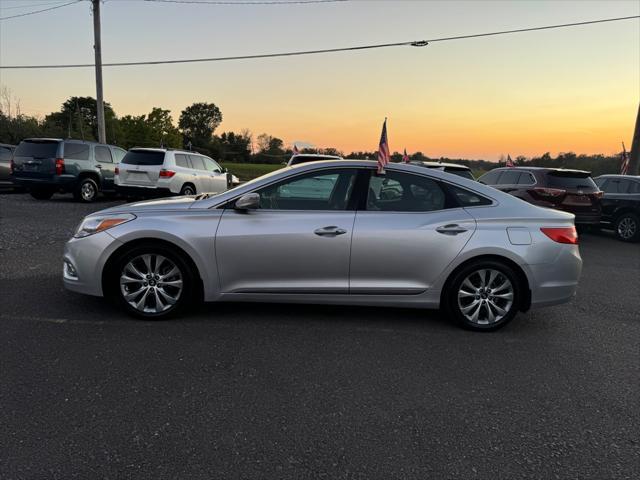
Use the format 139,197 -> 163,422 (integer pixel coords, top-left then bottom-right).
110,244 -> 197,319
614,212 -> 640,242
444,260 -> 521,331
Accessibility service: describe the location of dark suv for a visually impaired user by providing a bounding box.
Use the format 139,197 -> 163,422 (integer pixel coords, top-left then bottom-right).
594,174 -> 640,242
478,167 -> 602,225
11,138 -> 127,202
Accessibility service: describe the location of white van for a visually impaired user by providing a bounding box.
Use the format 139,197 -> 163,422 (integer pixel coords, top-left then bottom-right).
115,148 -> 231,197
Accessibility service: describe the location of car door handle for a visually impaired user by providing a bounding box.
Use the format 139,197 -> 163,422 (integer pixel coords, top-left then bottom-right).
314,226 -> 347,236
95,164 -> 102,169
436,224 -> 468,235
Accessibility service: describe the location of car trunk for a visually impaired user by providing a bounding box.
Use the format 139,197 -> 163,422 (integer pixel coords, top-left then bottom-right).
118,150 -> 165,186
12,140 -> 61,178
547,170 -> 601,214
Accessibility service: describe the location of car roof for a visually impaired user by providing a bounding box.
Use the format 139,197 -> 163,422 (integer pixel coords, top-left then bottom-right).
595,174 -> 640,179
485,166 -> 591,175
290,154 -> 342,159
0,143 -> 16,148
129,147 -> 203,154
411,161 -> 471,170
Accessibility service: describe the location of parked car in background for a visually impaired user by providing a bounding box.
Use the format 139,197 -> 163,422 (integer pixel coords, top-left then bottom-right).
0,143 -> 18,190
287,153 -> 342,166
478,167 -> 602,226
115,148 -> 231,197
594,174 -> 640,242
11,138 -> 127,202
63,160 -> 582,332
411,161 -> 475,180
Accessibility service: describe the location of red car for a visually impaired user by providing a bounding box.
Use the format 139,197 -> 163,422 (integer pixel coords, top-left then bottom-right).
478,167 -> 602,225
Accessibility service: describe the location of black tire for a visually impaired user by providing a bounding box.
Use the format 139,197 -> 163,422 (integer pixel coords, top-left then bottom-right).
29,188 -> 55,200
107,243 -> 198,320
443,259 -> 522,332
73,177 -> 99,203
180,183 -> 196,196
614,212 -> 640,243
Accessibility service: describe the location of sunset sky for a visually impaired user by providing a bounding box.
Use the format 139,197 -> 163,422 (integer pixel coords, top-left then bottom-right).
0,0 -> 638,160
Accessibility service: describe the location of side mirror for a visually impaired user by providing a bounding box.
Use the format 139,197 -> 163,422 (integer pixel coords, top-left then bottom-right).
235,192 -> 260,210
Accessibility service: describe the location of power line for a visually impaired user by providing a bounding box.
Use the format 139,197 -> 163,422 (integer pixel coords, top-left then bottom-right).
141,0 -> 347,4
0,1 -> 74,11
1,14 -> 638,68
0,0 -> 83,21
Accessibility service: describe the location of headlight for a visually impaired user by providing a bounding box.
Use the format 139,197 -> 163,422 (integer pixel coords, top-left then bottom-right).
74,213 -> 136,238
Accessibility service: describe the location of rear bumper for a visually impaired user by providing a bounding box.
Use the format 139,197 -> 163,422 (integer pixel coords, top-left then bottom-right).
12,174 -> 77,191
115,184 -> 173,198
528,245 -> 582,308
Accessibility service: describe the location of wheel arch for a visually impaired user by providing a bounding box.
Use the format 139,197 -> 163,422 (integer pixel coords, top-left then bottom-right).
101,237 -> 205,301
613,207 -> 639,222
440,254 -> 532,312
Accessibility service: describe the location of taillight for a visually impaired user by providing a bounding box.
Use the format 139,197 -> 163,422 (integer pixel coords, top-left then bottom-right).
9,158 -> 14,175
159,169 -> 176,178
541,227 -> 578,244
593,191 -> 603,199
530,187 -> 566,198
55,158 -> 65,176
114,166 -> 119,175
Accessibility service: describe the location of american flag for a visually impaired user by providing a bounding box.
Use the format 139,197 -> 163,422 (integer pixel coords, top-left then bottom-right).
506,154 -> 514,167
377,118 -> 390,174
402,148 -> 410,163
293,144 -> 300,155
620,142 -> 630,175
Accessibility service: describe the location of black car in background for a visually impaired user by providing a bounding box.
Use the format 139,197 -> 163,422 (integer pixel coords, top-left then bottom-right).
594,174 -> 640,242
478,167 -> 602,226
11,138 -> 127,202
0,143 -> 17,190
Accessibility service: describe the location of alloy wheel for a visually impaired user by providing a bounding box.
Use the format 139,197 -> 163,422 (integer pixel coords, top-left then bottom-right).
81,181 -> 97,201
617,217 -> 636,240
457,269 -> 514,325
119,254 -> 183,314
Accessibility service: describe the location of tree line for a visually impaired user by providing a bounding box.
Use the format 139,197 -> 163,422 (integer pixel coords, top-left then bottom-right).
0,94 -> 626,175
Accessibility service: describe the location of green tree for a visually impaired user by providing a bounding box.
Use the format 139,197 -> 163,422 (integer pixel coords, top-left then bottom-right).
44,96 -> 118,143
178,102 -> 222,148
147,107 -> 181,148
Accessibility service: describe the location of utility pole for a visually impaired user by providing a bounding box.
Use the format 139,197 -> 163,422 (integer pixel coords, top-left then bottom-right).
92,0 -> 106,144
628,103 -> 640,175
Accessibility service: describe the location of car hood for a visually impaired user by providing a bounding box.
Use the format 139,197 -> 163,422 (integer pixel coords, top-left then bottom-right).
94,195 -> 200,216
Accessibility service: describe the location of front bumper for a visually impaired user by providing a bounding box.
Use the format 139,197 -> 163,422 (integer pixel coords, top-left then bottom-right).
62,231 -> 122,297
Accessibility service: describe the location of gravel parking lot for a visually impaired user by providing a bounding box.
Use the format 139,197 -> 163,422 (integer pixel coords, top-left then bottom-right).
1,191 -> 638,479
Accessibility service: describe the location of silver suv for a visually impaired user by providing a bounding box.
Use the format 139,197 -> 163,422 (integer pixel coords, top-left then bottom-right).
115,148 -> 231,197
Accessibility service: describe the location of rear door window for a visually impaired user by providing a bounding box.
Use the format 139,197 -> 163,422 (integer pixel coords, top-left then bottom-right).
175,154 -> 191,169
498,170 -> 520,185
517,172 -> 535,185
367,171 -> 449,212
122,150 -> 165,166
478,170 -> 502,185
15,140 -> 59,158
95,145 -> 113,163
189,155 -> 206,170
629,181 -> 640,194
64,142 -> 90,161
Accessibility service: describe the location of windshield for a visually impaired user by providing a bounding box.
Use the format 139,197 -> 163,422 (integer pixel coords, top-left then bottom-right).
122,150 -> 165,166
15,140 -> 59,158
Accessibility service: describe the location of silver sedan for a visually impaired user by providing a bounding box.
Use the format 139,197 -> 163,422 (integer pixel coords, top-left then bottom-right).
63,160 -> 582,331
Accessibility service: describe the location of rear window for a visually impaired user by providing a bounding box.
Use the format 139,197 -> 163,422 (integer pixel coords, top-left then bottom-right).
15,140 -> 59,158
122,150 -> 165,166
0,146 -> 13,161
546,171 -> 597,189
444,168 -> 474,180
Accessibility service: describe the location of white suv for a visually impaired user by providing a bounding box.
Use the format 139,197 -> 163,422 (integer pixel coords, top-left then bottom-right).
115,148 -> 231,197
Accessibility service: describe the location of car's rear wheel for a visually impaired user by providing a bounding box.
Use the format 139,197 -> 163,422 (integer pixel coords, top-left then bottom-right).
180,184 -> 196,196
614,212 -> 640,242
444,260 -> 521,331
110,244 -> 197,319
74,177 -> 99,203
29,187 -> 55,200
